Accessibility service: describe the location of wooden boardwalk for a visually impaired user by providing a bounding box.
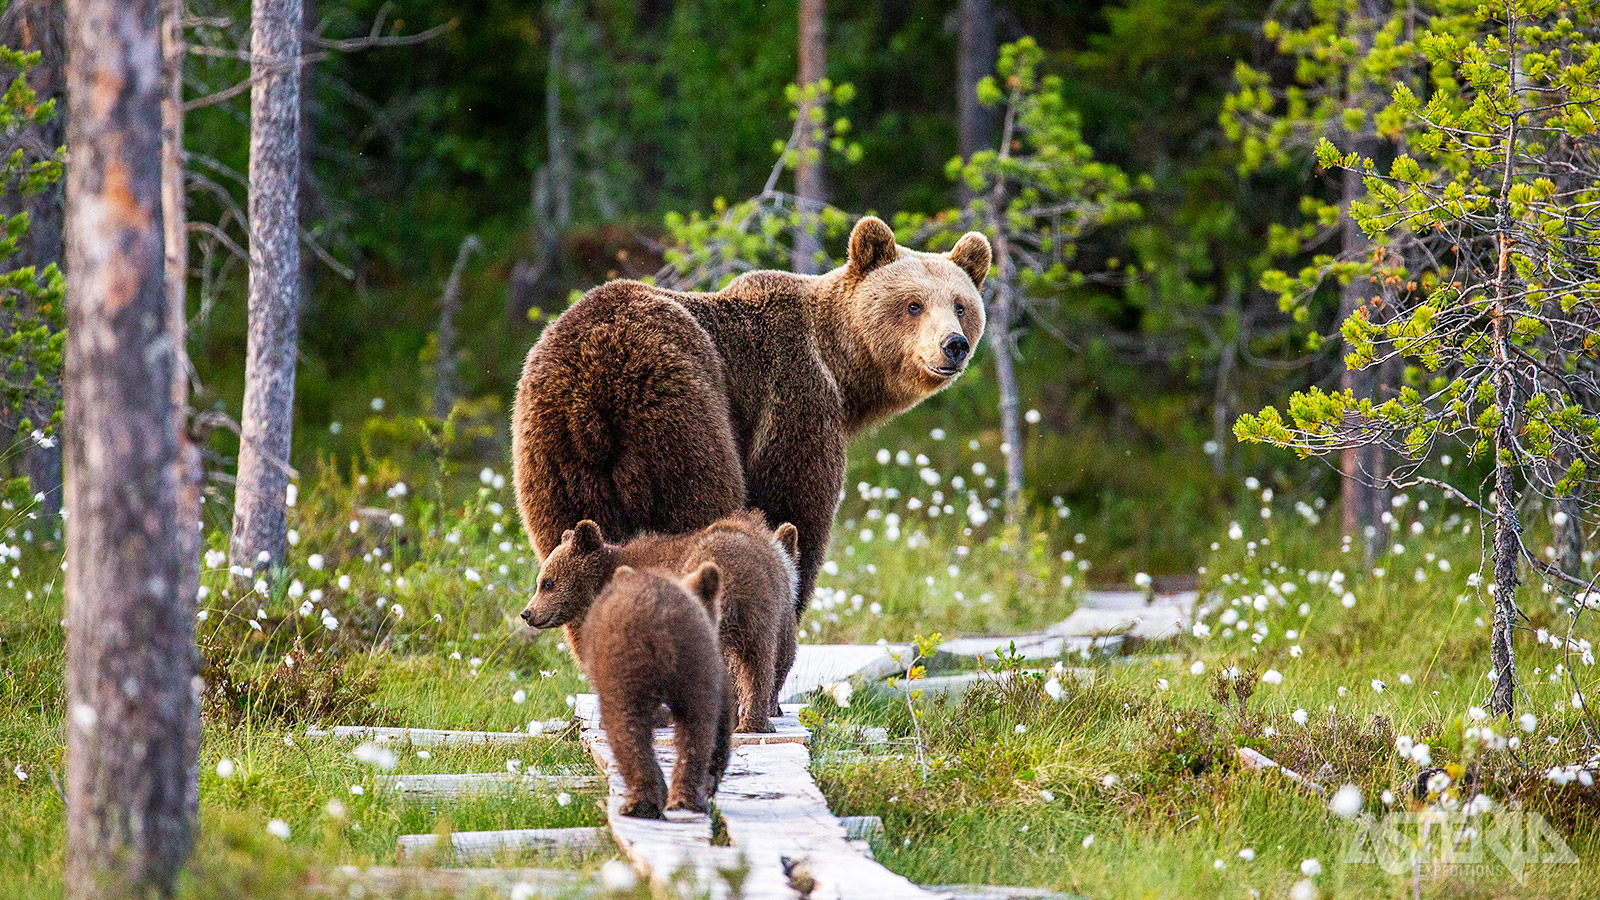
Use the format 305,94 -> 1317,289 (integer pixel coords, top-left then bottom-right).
577,693 -> 944,900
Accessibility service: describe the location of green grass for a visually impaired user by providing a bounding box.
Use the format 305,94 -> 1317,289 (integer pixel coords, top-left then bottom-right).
3,432 -> 1599,898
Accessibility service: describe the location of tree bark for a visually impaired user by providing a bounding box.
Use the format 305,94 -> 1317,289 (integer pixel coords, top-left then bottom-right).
2,0 -> 66,521
1489,305 -> 1519,717
545,0 -> 572,230
990,232 -> 1025,527
956,0 -> 997,187
63,0 -> 197,892
298,0 -> 319,322
433,234 -> 481,419
230,0 -> 302,572
793,0 -> 825,274
160,0 -> 203,824
1339,159 -> 1385,563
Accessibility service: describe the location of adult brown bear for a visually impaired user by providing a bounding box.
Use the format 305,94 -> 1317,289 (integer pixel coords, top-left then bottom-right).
512,216 -> 989,610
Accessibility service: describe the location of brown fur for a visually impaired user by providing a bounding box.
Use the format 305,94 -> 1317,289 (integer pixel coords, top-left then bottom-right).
569,563 -> 734,818
522,511 -> 800,733
513,216 -> 989,611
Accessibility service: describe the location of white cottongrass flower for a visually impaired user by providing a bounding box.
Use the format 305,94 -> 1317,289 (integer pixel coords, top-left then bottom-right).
1044,677 -> 1065,701
512,689 -> 527,704
557,791 -> 573,807
1014,724 -> 1027,735
1134,572 -> 1152,589
308,554 -> 324,571
1371,679 -> 1386,693
1329,784 -> 1363,819
1155,678 -> 1170,691
351,743 -> 397,770
824,680 -> 853,708
600,859 -> 638,891
1262,669 -> 1283,685
216,758 -> 236,778
1411,743 -> 1431,766
1237,848 -> 1255,861
13,765 -> 27,782
267,819 -> 291,840
1300,857 -> 1322,877
1289,645 -> 1303,658
1080,834 -> 1095,848
349,784 -> 365,795
1520,713 -> 1538,732
1290,879 -> 1317,900
1190,660 -> 1206,676
1292,708 -> 1308,725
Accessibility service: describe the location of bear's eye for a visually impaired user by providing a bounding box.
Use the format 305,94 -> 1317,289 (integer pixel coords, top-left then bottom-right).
955,303 -> 966,319
539,577 -> 554,591
907,301 -> 923,315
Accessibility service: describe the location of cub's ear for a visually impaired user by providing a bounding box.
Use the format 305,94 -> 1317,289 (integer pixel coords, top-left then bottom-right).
847,216 -> 898,280
775,523 -> 800,561
947,231 -> 991,289
614,564 -> 636,579
573,520 -> 603,553
683,562 -> 723,617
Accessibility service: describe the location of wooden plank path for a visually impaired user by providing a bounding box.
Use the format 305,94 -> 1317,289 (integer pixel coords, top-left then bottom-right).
304,720 -> 569,746
574,695 -> 812,747
577,693 -> 945,900
376,770 -> 601,797
396,826 -> 612,861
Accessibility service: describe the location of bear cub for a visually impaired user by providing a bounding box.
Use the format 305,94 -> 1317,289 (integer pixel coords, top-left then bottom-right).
569,563 -> 733,818
522,511 -> 800,733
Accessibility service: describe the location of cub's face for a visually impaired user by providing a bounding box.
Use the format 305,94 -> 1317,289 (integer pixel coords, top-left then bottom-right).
520,520 -> 610,629
844,217 -> 991,399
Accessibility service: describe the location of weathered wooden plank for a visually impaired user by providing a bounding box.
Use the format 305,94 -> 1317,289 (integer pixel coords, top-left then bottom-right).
716,741 -> 942,900
396,827 -> 611,861
929,885 -> 1086,900
574,695 -> 810,746
781,644 -> 914,702
1236,747 -> 1325,793
583,734 -> 752,899
376,771 -> 601,797
315,865 -> 586,897
303,721 -> 569,746
1053,591 -> 1197,642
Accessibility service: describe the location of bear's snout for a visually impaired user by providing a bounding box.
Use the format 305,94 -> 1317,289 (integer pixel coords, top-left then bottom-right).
941,333 -> 970,367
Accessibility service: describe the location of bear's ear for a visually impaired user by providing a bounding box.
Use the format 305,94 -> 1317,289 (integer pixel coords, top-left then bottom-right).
573,520 -> 603,553
775,523 -> 800,560
847,216 -> 898,280
947,231 -> 991,289
683,562 -> 722,615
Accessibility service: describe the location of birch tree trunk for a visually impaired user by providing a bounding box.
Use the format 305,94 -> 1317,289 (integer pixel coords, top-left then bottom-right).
230,0 -> 302,572
63,0 -> 197,892
793,0 -> 825,274
2,0 -> 66,521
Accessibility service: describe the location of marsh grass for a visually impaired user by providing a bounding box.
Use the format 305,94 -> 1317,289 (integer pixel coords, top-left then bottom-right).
2,427 -> 1599,897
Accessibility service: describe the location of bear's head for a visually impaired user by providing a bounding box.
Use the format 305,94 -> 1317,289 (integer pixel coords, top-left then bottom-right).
521,519 -> 611,629
842,216 -> 990,402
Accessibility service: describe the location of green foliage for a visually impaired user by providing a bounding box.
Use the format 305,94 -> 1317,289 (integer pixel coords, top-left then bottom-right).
0,46 -> 63,521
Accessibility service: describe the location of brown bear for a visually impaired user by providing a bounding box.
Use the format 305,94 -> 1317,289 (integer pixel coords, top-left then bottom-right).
512,215 -> 989,612
562,562 -> 733,818
521,512 -> 800,733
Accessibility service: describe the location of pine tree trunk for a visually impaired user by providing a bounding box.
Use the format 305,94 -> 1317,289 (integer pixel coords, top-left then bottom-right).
63,0 -> 197,892
956,0 -> 997,192
297,0 -> 319,322
793,0 -> 825,274
230,0 -> 302,572
2,0 -> 66,521
1488,214 -> 1520,717
160,0 -> 203,823
1339,159 -> 1385,563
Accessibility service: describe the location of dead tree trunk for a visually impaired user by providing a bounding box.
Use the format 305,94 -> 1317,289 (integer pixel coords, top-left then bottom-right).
433,234 -> 481,419
297,0 -> 319,322
1489,304 -> 1520,717
2,0 -> 65,521
793,0 -> 825,274
990,248 -> 1025,527
230,0 -> 302,572
63,0 -> 198,892
956,0 -> 996,201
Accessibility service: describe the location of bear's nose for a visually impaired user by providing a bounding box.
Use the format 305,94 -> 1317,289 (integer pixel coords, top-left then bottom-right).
941,334 -> 970,365
520,607 -> 535,624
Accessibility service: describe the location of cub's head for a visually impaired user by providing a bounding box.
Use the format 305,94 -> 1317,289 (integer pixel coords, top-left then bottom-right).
842,216 -> 989,401
521,520 -> 612,629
